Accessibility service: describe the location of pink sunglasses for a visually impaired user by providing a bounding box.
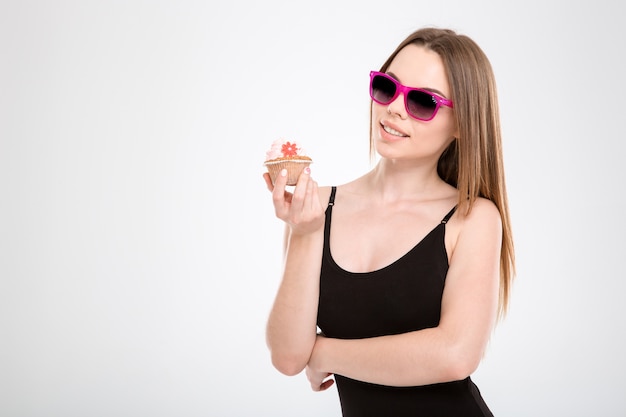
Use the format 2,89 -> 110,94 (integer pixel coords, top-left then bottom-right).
369,71 -> 453,121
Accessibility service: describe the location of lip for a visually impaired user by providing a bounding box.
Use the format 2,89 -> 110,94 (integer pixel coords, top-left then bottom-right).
379,120 -> 409,141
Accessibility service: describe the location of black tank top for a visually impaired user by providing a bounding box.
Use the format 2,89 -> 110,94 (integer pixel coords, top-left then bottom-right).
317,186 -> 494,417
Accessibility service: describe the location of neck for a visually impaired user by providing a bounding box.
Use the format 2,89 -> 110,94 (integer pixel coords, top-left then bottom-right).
366,158 -> 446,202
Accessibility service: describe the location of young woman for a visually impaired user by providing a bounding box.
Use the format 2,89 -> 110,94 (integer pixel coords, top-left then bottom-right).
263,27 -> 515,417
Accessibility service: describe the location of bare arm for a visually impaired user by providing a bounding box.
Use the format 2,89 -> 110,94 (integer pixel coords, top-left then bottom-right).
264,168 -> 328,376
307,198 -> 502,387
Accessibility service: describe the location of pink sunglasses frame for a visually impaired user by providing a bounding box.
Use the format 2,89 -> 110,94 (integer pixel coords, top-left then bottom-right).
369,71 -> 454,121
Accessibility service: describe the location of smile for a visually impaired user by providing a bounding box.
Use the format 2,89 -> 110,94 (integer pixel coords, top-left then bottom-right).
382,123 -> 408,138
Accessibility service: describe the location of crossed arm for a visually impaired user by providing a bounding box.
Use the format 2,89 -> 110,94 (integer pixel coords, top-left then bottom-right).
265,170 -> 502,390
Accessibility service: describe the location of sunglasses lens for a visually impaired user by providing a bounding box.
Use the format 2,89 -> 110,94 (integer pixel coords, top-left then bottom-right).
371,75 -> 397,104
407,90 -> 438,120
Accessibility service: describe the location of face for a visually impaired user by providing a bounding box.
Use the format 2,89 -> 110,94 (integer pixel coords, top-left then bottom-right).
371,44 -> 457,163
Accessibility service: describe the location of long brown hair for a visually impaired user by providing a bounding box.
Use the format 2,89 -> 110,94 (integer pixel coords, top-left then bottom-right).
370,27 -> 515,318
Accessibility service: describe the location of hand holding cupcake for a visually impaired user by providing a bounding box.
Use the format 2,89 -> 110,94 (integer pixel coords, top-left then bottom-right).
264,139 -> 313,186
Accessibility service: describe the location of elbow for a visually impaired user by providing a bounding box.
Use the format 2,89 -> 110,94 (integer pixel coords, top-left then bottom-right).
440,345 -> 483,382
443,359 -> 479,382
265,331 -> 313,376
270,352 -> 307,376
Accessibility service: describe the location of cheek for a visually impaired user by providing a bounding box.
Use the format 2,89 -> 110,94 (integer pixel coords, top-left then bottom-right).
439,109 -> 458,137
371,104 -> 384,121
409,120 -> 457,154
430,114 -> 457,139
370,107 -> 384,133
450,119 -> 459,139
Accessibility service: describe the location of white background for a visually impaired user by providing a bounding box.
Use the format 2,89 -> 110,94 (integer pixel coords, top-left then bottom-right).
1,1 -> 625,416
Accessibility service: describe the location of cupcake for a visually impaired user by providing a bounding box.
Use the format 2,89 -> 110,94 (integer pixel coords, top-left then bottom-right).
264,139 -> 313,186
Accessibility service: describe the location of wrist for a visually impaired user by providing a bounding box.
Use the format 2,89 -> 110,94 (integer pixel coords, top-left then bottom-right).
288,221 -> 324,238
310,334 -> 332,373
286,227 -> 324,250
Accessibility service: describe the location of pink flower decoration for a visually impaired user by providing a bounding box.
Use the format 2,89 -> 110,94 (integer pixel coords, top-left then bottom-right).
281,141 -> 298,157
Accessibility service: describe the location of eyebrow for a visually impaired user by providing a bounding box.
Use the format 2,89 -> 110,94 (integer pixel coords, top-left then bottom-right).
387,71 -> 449,98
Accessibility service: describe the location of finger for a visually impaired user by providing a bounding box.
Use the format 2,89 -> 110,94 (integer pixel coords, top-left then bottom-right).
306,177 -> 319,212
290,167 -> 311,213
271,169 -> 289,214
262,172 -> 274,191
311,374 -> 335,392
319,378 -> 335,391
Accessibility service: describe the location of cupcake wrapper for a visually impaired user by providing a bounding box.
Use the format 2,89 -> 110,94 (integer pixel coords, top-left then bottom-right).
265,160 -> 312,186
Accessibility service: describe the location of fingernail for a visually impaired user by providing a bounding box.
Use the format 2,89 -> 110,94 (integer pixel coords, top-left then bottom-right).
304,167 -> 311,174
280,169 -> 287,177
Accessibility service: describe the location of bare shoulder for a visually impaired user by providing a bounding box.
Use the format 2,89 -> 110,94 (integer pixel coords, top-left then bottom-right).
465,198 -> 501,225
458,198 -> 502,246
317,185 -> 334,208
446,197 -> 502,258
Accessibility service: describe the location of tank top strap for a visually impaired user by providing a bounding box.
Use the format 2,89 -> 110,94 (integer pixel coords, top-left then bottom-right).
441,205 -> 457,224
323,186 -> 337,248
328,186 -> 337,207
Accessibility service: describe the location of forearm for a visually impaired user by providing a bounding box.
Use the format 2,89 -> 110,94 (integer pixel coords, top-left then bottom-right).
266,229 -> 324,375
311,328 -> 483,387
310,201 -> 501,387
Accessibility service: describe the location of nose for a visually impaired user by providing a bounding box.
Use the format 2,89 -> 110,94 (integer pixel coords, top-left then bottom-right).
386,93 -> 407,119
